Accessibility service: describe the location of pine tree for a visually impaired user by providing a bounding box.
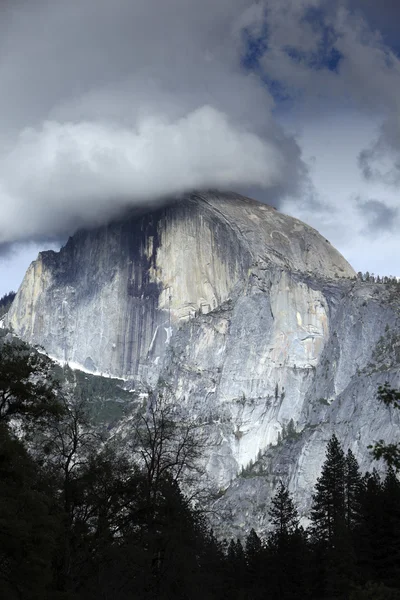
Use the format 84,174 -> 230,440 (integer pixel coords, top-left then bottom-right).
310,434 -> 346,546
245,528 -> 262,564
354,470 -> 383,584
310,435 -> 355,598
380,468 -> 400,587
235,538 -> 246,564
226,538 -> 247,596
354,468 -> 400,592
345,448 -> 363,530
268,481 -> 299,538
244,528 -> 264,597
267,483 -> 310,599
227,538 -> 236,564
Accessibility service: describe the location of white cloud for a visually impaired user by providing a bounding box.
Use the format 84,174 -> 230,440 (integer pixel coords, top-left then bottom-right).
279,112 -> 400,276
1,0 -> 400,290
0,0 -> 308,245
0,106 -> 287,243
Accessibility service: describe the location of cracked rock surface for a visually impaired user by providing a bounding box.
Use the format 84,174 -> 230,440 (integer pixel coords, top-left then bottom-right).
7,191 -> 400,537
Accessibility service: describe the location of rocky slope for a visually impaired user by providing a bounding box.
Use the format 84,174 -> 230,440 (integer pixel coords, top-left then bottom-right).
7,191 -> 400,535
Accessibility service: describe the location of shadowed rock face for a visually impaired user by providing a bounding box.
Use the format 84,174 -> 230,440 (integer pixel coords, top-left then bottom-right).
7,191 -> 354,381
9,191 -> 400,537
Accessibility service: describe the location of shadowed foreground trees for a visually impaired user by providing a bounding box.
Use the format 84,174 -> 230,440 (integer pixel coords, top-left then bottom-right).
230,432 -> 400,600
266,482 -> 310,599
1,345 -> 400,599
0,359 -> 222,599
0,424 -> 56,600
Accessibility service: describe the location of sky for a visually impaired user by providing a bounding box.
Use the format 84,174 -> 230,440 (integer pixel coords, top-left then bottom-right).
0,0 -> 399,295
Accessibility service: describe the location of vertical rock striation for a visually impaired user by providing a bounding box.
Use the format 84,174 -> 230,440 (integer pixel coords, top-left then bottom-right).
8,191 -> 353,382
7,191 -> 400,534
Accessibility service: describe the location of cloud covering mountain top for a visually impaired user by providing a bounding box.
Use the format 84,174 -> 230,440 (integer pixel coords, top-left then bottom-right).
0,0 -> 400,289
0,0 -> 307,244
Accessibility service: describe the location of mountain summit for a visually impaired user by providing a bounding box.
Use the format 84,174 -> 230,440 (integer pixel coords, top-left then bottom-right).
6,191 -> 399,535
8,191 -> 354,380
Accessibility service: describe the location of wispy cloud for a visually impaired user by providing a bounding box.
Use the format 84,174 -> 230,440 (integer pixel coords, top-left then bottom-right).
357,198 -> 398,234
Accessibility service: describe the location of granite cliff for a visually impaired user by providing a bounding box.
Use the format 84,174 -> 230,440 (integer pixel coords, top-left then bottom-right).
7,191 -> 400,535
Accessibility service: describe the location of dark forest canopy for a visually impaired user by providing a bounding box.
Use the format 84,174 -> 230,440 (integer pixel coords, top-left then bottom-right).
0,339 -> 399,599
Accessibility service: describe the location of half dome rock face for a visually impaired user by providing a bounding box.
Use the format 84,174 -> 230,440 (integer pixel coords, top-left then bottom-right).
7,191 -> 354,381
7,191 -> 400,532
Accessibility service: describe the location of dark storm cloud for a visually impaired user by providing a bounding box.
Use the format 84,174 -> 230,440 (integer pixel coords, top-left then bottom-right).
0,0 -> 309,245
1,0 -> 400,248
357,198 -> 398,234
346,0 -> 400,54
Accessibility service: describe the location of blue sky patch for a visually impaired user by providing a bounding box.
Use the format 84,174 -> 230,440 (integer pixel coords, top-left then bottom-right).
302,6 -> 343,72
241,23 -> 269,72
